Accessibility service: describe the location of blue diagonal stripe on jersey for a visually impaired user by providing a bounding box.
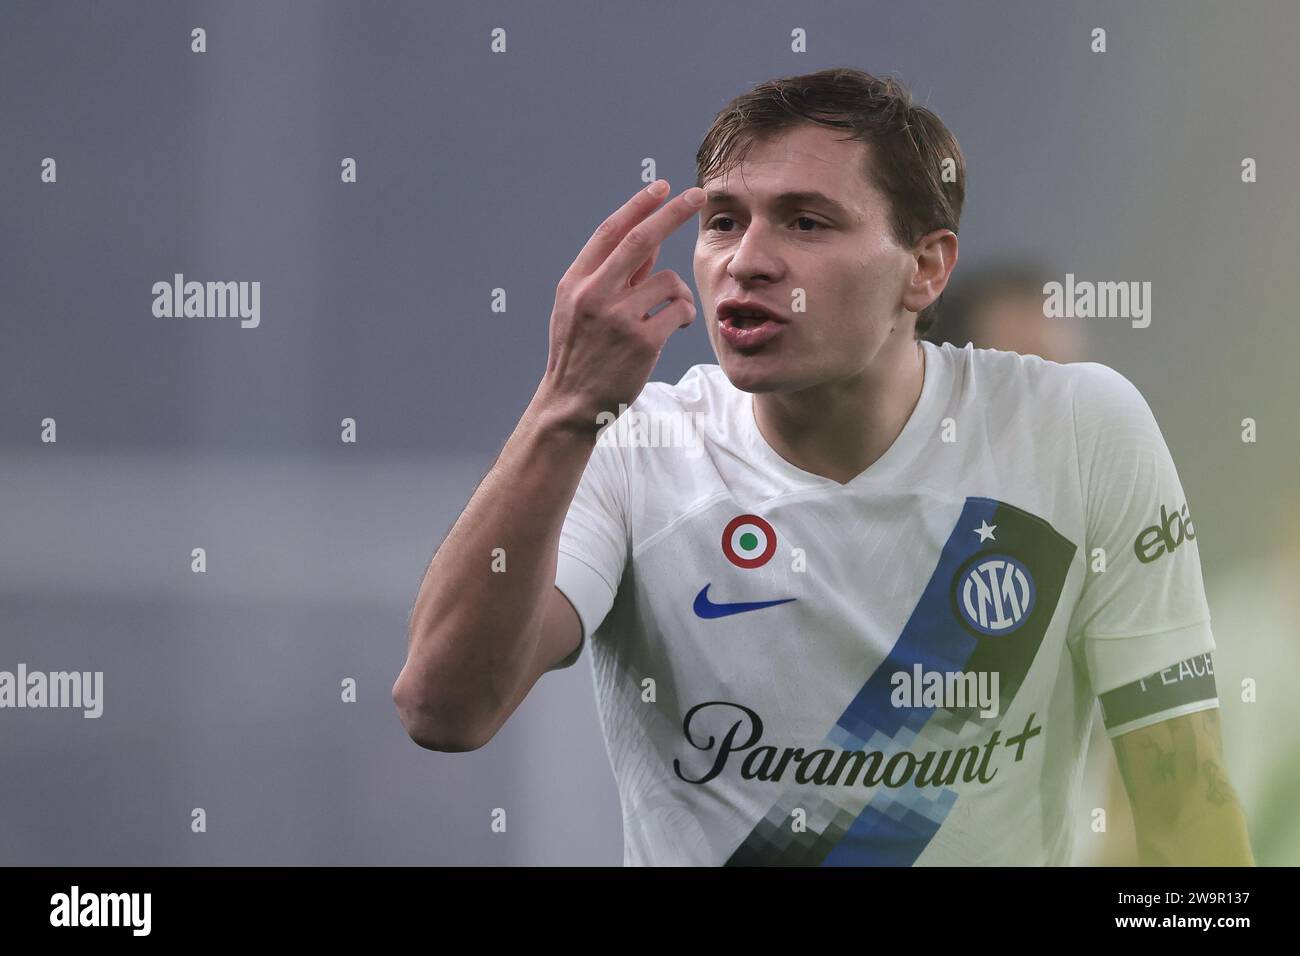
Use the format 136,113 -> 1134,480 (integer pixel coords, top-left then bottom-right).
724,497 -> 1076,866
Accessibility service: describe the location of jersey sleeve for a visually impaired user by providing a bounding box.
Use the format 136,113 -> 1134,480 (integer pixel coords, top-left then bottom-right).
550,429 -> 630,669
1066,362 -> 1218,737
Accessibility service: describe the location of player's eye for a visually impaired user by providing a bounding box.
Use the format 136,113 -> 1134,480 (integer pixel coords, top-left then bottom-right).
705,215 -> 825,232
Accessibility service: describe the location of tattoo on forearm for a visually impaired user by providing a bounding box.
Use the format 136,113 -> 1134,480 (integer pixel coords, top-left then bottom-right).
1202,759 -> 1231,807
1114,715 -> 1206,827
1138,737 -> 1178,784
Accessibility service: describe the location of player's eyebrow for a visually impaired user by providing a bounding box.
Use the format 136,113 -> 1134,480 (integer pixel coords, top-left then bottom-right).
703,189 -> 858,221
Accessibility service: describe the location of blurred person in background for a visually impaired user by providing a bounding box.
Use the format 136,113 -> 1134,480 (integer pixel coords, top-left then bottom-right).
924,261 -> 1085,364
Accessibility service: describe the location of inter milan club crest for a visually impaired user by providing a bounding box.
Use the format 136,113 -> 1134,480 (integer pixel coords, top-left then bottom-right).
721,514 -> 777,569
950,552 -> 1038,636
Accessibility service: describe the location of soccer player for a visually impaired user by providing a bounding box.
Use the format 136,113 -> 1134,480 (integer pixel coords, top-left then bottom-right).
395,68 -> 1254,866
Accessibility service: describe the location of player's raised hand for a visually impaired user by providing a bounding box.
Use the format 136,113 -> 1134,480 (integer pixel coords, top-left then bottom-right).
539,180 -> 706,431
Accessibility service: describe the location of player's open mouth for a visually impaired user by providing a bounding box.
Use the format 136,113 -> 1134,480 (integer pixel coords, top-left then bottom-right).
724,314 -> 769,329
716,299 -> 786,349
718,312 -> 783,349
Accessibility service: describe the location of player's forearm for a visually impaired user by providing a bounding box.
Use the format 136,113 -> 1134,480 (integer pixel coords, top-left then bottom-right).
1133,783 -> 1256,866
396,384 -> 600,748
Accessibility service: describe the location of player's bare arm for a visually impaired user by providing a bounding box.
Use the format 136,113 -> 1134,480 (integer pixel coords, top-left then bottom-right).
392,181 -> 705,752
1112,707 -> 1255,865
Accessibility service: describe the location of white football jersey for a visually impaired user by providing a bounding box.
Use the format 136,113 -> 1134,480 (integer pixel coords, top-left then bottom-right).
553,340 -> 1218,866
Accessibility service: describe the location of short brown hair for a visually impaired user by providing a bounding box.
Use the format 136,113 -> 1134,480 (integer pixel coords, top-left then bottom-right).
695,67 -> 965,338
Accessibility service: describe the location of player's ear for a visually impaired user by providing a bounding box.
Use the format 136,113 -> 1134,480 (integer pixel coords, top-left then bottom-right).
902,229 -> 958,315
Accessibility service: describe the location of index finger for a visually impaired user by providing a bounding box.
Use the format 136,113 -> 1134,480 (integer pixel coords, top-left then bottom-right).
568,182 -> 704,282
567,181 -> 670,280
592,186 -> 706,287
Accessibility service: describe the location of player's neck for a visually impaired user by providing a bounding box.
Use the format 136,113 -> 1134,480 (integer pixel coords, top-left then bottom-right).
752,334 -> 926,486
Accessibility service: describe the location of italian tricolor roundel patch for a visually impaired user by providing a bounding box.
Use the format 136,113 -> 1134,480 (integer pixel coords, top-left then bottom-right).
722,514 -> 777,569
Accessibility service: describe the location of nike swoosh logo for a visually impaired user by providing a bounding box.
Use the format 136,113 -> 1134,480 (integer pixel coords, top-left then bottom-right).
692,583 -> 797,619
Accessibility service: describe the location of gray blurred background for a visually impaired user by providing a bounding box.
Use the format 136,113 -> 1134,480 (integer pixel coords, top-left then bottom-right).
2,0 -> 1296,865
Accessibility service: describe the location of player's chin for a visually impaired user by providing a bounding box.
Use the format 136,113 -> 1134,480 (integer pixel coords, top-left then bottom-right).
717,352 -> 795,393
